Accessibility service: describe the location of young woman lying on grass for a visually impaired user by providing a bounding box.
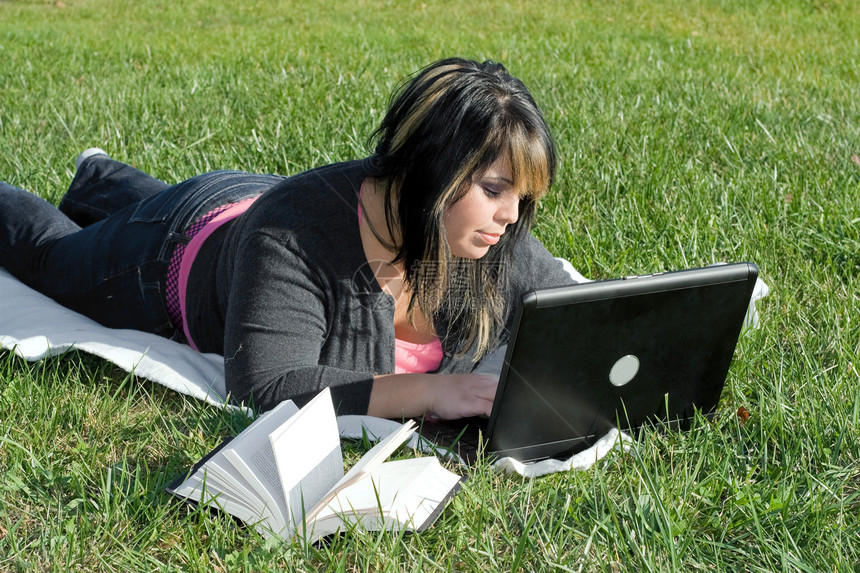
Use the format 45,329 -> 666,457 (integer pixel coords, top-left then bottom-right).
0,57 -> 580,420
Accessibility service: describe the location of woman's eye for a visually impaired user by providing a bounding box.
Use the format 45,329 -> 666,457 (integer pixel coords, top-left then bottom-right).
482,186 -> 501,198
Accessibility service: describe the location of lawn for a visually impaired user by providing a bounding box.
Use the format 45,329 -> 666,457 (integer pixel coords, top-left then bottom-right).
1,0 -> 859,570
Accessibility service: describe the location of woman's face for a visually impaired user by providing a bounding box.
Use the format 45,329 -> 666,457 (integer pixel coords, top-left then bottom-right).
443,156 -> 520,259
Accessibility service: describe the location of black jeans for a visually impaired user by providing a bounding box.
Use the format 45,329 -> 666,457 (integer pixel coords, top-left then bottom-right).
0,156 -> 283,336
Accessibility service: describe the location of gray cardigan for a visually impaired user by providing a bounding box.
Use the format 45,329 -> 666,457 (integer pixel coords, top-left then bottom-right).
186,160 -> 577,414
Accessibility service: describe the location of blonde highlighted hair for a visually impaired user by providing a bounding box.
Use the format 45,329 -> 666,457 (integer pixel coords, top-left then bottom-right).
366,58 -> 557,360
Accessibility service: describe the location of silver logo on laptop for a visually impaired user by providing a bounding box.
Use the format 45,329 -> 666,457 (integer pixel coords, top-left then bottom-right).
609,355 -> 640,387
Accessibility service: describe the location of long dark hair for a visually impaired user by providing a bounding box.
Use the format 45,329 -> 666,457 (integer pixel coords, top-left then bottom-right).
366,57 -> 557,359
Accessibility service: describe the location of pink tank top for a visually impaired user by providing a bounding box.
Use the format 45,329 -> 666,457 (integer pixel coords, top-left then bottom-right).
394,338 -> 444,374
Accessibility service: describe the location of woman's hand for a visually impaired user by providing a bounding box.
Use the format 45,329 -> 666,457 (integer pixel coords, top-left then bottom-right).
367,373 -> 498,420
424,373 -> 498,420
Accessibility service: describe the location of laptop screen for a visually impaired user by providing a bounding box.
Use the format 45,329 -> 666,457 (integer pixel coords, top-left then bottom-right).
486,262 -> 758,461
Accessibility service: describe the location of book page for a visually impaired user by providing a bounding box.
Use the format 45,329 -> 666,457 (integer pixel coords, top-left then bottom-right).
307,457 -> 461,543
287,443 -> 345,538
329,420 -> 417,494
170,400 -> 302,537
222,446 -> 290,534
171,438 -> 259,509
193,468 -> 265,525
209,400 -> 299,533
224,400 -> 300,455
199,459 -> 263,517
302,420 -> 417,526
383,458 -> 463,529
319,458 -> 443,515
268,388 -> 343,534
171,457 -> 275,530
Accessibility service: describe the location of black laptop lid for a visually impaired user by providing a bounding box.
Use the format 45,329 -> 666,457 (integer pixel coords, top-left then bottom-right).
486,262 -> 759,461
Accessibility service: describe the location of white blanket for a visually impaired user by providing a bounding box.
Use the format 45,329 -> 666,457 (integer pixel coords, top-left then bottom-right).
0,265 -> 767,477
0,268 -> 230,406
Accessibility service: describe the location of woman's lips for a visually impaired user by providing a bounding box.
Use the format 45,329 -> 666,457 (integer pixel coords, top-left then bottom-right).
476,231 -> 502,245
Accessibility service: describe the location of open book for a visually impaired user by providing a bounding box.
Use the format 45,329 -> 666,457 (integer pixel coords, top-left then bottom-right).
167,388 -> 462,543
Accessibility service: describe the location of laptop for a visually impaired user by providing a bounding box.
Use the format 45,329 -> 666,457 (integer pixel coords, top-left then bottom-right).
419,261 -> 759,463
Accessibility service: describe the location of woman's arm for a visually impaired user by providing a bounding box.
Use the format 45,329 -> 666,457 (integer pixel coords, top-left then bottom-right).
221,228 -> 377,413
368,372 -> 498,420
221,226 -> 498,418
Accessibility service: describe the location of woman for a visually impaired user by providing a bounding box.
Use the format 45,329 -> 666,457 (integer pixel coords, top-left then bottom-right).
0,58 -> 578,419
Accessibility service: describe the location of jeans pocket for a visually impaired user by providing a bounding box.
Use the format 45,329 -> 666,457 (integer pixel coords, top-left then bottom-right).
127,185 -> 188,224
126,172 -> 247,226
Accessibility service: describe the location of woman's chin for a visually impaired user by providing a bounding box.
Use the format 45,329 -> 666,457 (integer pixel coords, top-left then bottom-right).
450,245 -> 492,260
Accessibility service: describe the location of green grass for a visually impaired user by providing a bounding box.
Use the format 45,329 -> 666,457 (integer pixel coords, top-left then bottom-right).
1,0 -> 859,570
